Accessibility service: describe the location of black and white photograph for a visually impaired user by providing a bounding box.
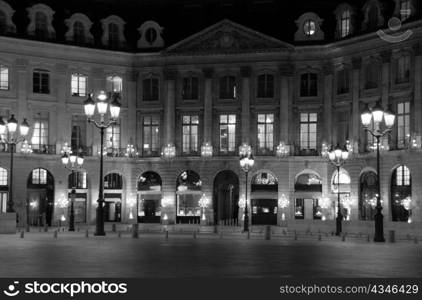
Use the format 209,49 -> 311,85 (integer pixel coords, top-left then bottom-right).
0,0 -> 421,299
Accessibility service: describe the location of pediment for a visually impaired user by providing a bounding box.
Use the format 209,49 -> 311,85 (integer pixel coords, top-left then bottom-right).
165,19 -> 293,55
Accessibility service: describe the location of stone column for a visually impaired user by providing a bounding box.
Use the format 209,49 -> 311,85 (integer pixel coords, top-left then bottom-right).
240,66 -> 251,144
203,68 -> 213,146
351,57 -> 362,153
279,64 -> 294,148
323,62 -> 334,146
413,43 -> 422,145
164,68 -> 177,146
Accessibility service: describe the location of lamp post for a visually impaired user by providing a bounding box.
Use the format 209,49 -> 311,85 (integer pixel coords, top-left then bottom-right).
84,91 -> 121,236
239,149 -> 254,232
0,115 -> 30,213
361,100 -> 395,242
323,144 -> 349,236
61,145 -> 84,231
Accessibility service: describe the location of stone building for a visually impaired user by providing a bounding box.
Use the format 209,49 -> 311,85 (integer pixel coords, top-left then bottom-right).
0,0 -> 421,233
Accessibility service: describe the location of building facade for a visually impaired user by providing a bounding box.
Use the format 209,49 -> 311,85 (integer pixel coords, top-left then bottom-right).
0,0 -> 421,232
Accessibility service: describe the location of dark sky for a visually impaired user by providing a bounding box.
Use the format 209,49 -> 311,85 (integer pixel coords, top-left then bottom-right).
5,0 -> 413,48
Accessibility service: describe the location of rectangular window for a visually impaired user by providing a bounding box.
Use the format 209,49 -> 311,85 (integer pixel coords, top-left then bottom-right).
340,10 -> 351,37
182,77 -> 199,100
400,0 -> 411,21
300,113 -> 317,150
71,73 -> 87,96
219,114 -> 236,153
366,120 -> 376,151
365,64 -> 378,89
257,113 -> 274,154
396,56 -> 410,84
396,166 -> 410,186
336,111 -> 349,146
32,168 -> 47,185
0,66 -> 9,90
0,168 -> 7,186
106,122 -> 120,151
71,115 -> 86,154
295,198 -> 304,219
397,102 -> 410,149
33,69 -> 50,94
31,112 -> 49,151
143,115 -> 160,156
143,78 -> 159,101
337,69 -> 350,94
300,73 -> 317,97
219,76 -> 236,99
257,74 -> 274,98
106,75 -> 123,94
0,193 -> 7,213
182,115 -> 199,155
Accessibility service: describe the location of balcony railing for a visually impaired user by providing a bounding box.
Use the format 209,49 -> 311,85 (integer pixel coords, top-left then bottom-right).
32,144 -> 56,155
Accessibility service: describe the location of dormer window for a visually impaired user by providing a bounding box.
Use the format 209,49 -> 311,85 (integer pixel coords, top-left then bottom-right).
400,0 -> 411,21
303,20 -> 316,37
100,15 -> 126,49
64,13 -> 94,45
137,21 -> 165,49
294,12 -> 324,41
340,10 -> 351,37
362,0 -> 384,32
26,4 -> 55,40
0,1 -> 15,35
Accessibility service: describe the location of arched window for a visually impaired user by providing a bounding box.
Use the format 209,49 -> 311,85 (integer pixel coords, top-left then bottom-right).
104,173 -> 122,189
138,171 -> 162,192
303,19 -> 316,37
68,171 -> 87,189
137,171 -> 162,223
34,11 -> 48,39
294,172 -> 322,220
31,168 -> 47,185
73,21 -> 85,44
331,169 -> 351,193
391,165 -> 411,222
108,23 -> 119,48
340,10 -> 351,38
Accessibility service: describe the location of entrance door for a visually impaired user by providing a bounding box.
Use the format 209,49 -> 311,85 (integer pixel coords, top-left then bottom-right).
104,201 -> 121,222
304,199 -> 314,220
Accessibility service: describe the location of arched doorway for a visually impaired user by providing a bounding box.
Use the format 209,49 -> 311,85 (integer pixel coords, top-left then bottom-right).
391,165 -> 411,222
104,172 -> 122,222
331,168 -> 351,220
359,171 -> 377,220
251,171 -> 278,225
137,171 -> 162,223
176,170 -> 201,224
213,170 -> 239,225
294,171 -> 322,220
27,168 -> 54,226
68,171 -> 88,223
0,167 -> 8,213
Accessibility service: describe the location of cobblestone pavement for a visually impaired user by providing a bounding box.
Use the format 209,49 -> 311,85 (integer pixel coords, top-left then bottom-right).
0,230 -> 421,278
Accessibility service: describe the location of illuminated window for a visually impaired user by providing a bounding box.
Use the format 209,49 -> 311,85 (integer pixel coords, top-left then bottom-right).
397,102 -> 410,149
0,65 -> 9,90
219,114 -> 236,153
106,122 -> 120,151
257,113 -> 274,153
182,115 -> 199,155
0,167 -> 7,186
400,0 -> 411,21
32,168 -> 47,185
142,115 -> 160,156
106,76 -> 123,94
340,10 -> 351,38
396,165 -> 410,186
31,112 -> 49,151
300,113 -> 317,150
71,73 -> 87,97
68,171 -> 87,189
303,20 -> 316,37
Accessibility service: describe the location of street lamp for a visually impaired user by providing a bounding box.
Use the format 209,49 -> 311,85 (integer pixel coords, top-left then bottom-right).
361,100 -> 395,242
323,144 -> 349,236
61,145 -> 84,231
84,91 -> 121,236
0,115 -> 30,212
239,149 -> 254,232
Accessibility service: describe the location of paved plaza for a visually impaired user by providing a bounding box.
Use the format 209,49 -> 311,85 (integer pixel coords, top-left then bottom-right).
0,228 -> 421,278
